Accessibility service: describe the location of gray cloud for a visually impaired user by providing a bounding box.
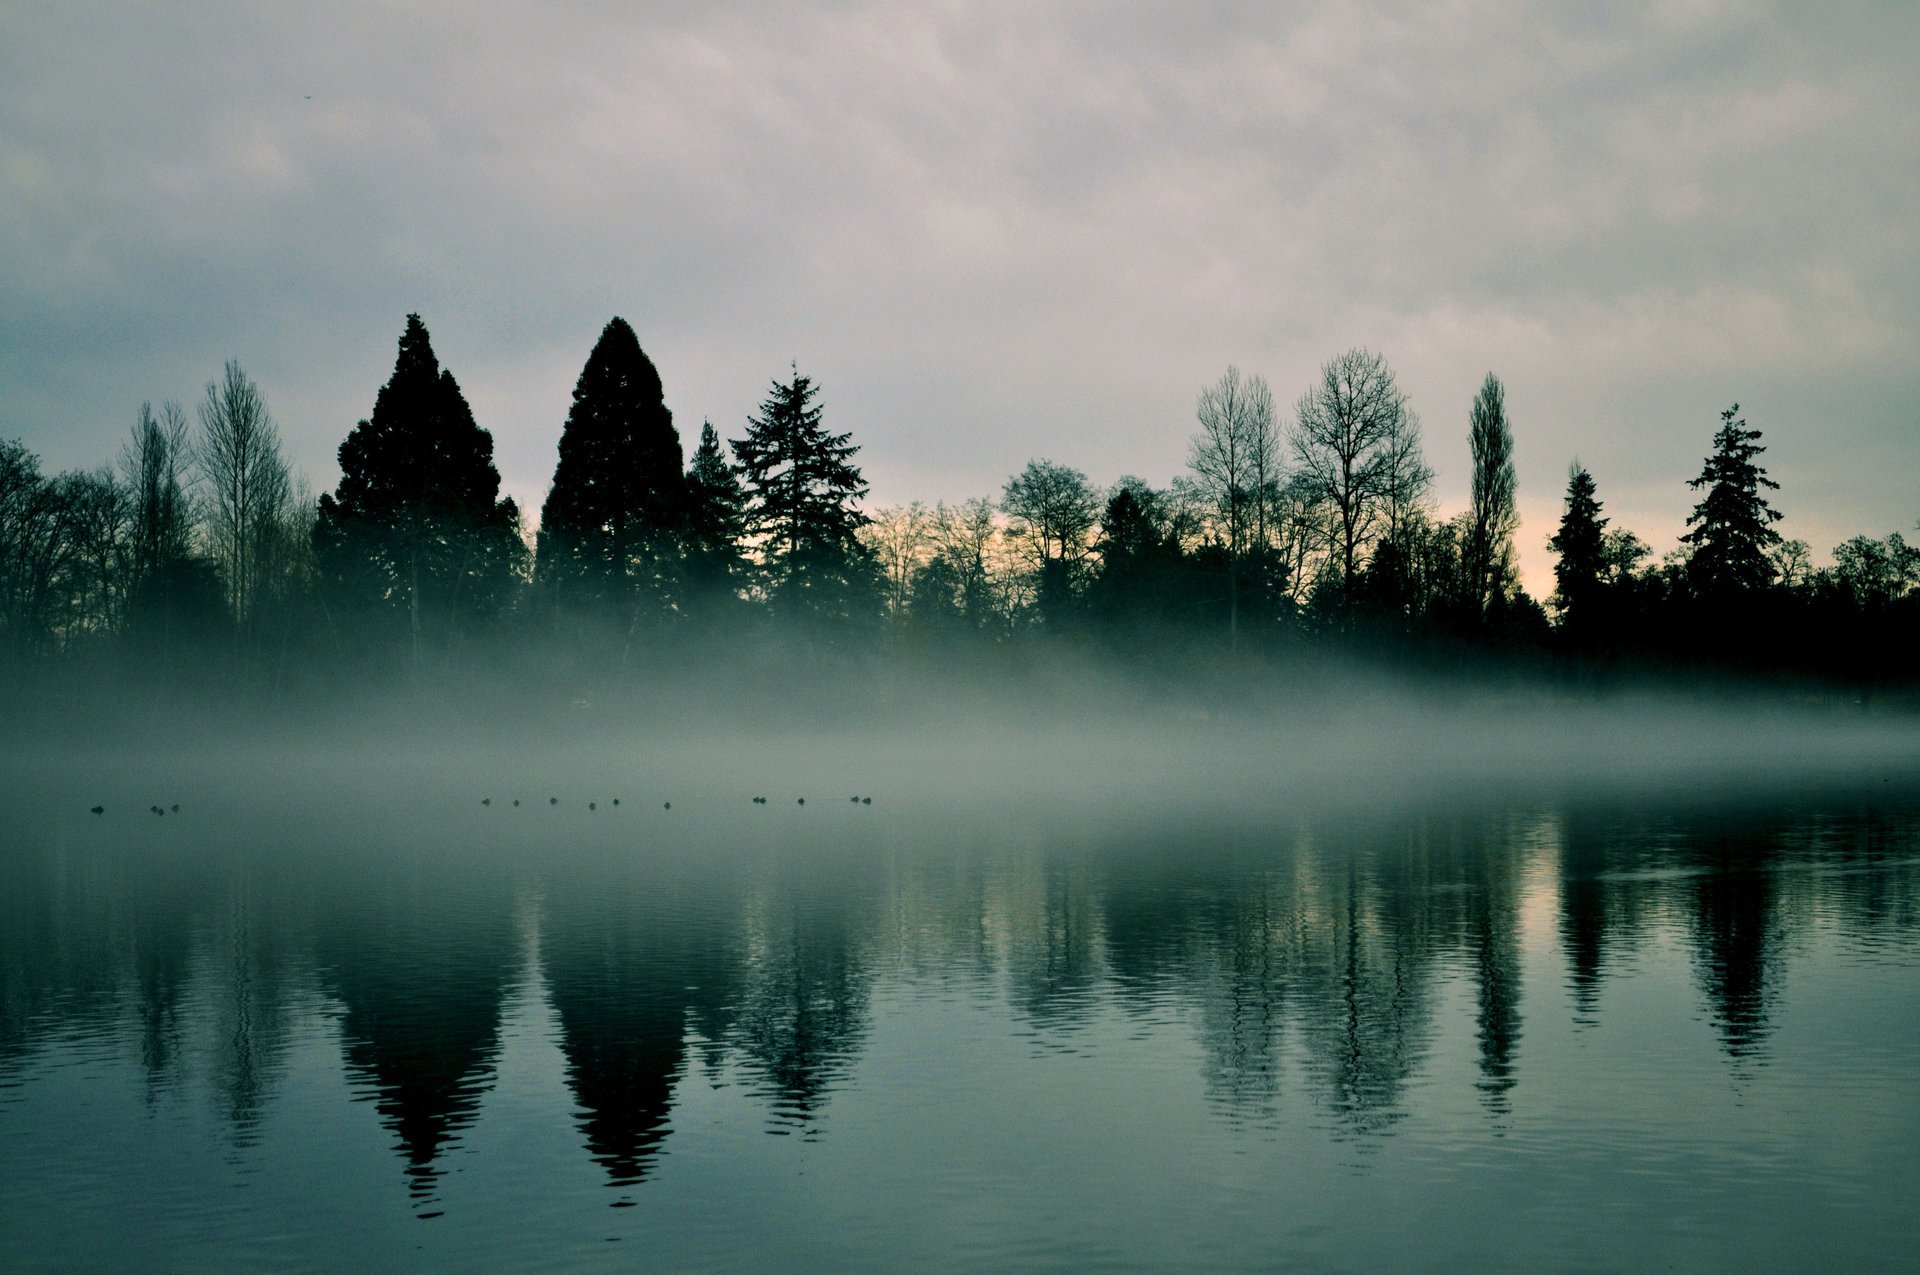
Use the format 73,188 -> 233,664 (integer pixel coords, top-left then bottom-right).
2,1 -> 1914,591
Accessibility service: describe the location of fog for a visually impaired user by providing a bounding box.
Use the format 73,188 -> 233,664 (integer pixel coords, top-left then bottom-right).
11,650 -> 1916,842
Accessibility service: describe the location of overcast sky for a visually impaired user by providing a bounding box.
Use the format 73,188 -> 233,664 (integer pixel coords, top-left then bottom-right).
3,1 -> 1915,591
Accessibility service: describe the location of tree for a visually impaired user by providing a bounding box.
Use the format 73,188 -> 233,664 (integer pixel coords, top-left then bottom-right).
1547,463 -> 1608,637
314,314 -> 524,663
862,502 -> 931,627
1830,532 -> 1919,609
121,402 -> 196,601
731,365 -> 877,629
0,440 -> 73,660
1002,459 -> 1101,628
927,498 -> 1002,632
199,361 -> 291,638
1090,477 -> 1190,632
1189,367 -> 1276,650
1466,373 -> 1518,620
681,420 -> 748,615
535,318 -> 685,619
1680,404 -> 1782,598
1290,349 -> 1408,610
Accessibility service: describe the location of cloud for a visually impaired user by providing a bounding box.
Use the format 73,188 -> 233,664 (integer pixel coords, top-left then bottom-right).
1,0 -> 1914,596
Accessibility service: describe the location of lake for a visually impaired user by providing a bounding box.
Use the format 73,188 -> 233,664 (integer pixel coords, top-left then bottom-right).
4,740 -> 1919,1271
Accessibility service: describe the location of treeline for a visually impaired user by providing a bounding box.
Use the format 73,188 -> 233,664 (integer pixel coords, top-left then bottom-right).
2,314 -> 1915,702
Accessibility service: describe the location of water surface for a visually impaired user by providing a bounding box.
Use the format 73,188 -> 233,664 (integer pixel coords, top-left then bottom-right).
4,768 -> 1918,1271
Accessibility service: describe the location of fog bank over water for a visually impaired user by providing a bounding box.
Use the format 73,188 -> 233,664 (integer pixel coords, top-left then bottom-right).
12,668 -> 1917,830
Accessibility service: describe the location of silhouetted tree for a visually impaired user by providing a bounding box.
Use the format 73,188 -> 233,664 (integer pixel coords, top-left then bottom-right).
536,318 -> 685,626
1290,349 -> 1408,612
198,362 -> 290,642
1002,458 -> 1100,629
1681,404 -> 1782,599
121,403 -> 194,598
862,501 -> 930,628
1189,367 -> 1276,649
926,498 -> 1002,633
1465,373 -> 1517,621
314,315 -> 525,664
732,365 -> 878,632
1548,463 -> 1608,641
681,420 -> 748,617
1090,477 -> 1191,632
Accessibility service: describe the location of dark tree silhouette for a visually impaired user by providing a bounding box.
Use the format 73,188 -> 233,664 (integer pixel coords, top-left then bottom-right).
1002,458 -> 1100,631
536,318 -> 685,622
314,315 -> 524,663
1548,463 -> 1609,640
1290,349 -> 1407,612
1681,404 -> 1782,598
1089,478 -> 1191,632
732,366 -> 878,630
681,420 -> 748,615
1465,373 -> 1517,621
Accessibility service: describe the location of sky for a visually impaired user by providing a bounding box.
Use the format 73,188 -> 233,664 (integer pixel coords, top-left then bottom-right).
2,1 -> 1915,593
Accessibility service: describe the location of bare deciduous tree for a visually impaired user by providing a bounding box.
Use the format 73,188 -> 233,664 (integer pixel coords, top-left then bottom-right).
1001,459 -> 1100,570
928,498 -> 1003,630
860,501 -> 931,625
1189,366 -> 1277,649
198,361 -> 290,638
1289,348 -> 1408,609
121,401 -> 195,594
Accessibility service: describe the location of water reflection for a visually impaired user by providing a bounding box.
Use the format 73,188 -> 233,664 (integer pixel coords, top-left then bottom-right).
316,863 -> 520,1206
2,784 -> 1917,1207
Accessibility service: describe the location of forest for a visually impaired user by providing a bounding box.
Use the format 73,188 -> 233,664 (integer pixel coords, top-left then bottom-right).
2,313 -> 1915,714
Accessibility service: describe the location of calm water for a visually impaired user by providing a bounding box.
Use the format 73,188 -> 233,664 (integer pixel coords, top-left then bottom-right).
5,767 -> 1920,1271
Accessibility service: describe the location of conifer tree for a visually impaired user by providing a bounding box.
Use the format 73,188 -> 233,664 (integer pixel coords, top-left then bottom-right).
536,318 -> 684,615
731,366 -> 878,627
314,314 -> 523,660
682,420 -> 748,611
1548,463 -> 1608,636
1681,404 -> 1783,597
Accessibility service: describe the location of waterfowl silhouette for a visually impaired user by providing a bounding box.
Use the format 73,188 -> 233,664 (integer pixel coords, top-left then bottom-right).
482,798 -> 491,806
90,805 -> 103,815
863,797 -> 871,805
797,798 -> 805,805
550,797 -> 559,805
171,804 -> 179,813
512,799 -> 520,807
589,802 -> 597,811
663,801 -> 671,810
612,798 -> 620,806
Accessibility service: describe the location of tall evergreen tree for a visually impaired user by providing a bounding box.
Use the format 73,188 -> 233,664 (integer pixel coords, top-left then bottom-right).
1681,404 -> 1782,598
536,318 -> 684,616
682,420 -> 748,613
314,315 -> 523,661
731,366 -> 877,628
1466,372 -> 1518,619
1548,463 -> 1609,638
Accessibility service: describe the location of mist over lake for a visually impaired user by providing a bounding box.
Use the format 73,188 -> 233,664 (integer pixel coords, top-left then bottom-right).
6,2 -> 1919,1269
5,703 -> 1919,1272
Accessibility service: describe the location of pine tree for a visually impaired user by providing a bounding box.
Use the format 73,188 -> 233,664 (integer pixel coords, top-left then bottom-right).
535,318 -> 684,615
314,314 -> 523,659
1548,463 -> 1608,637
1681,404 -> 1782,597
682,420 -> 748,611
731,366 -> 877,628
